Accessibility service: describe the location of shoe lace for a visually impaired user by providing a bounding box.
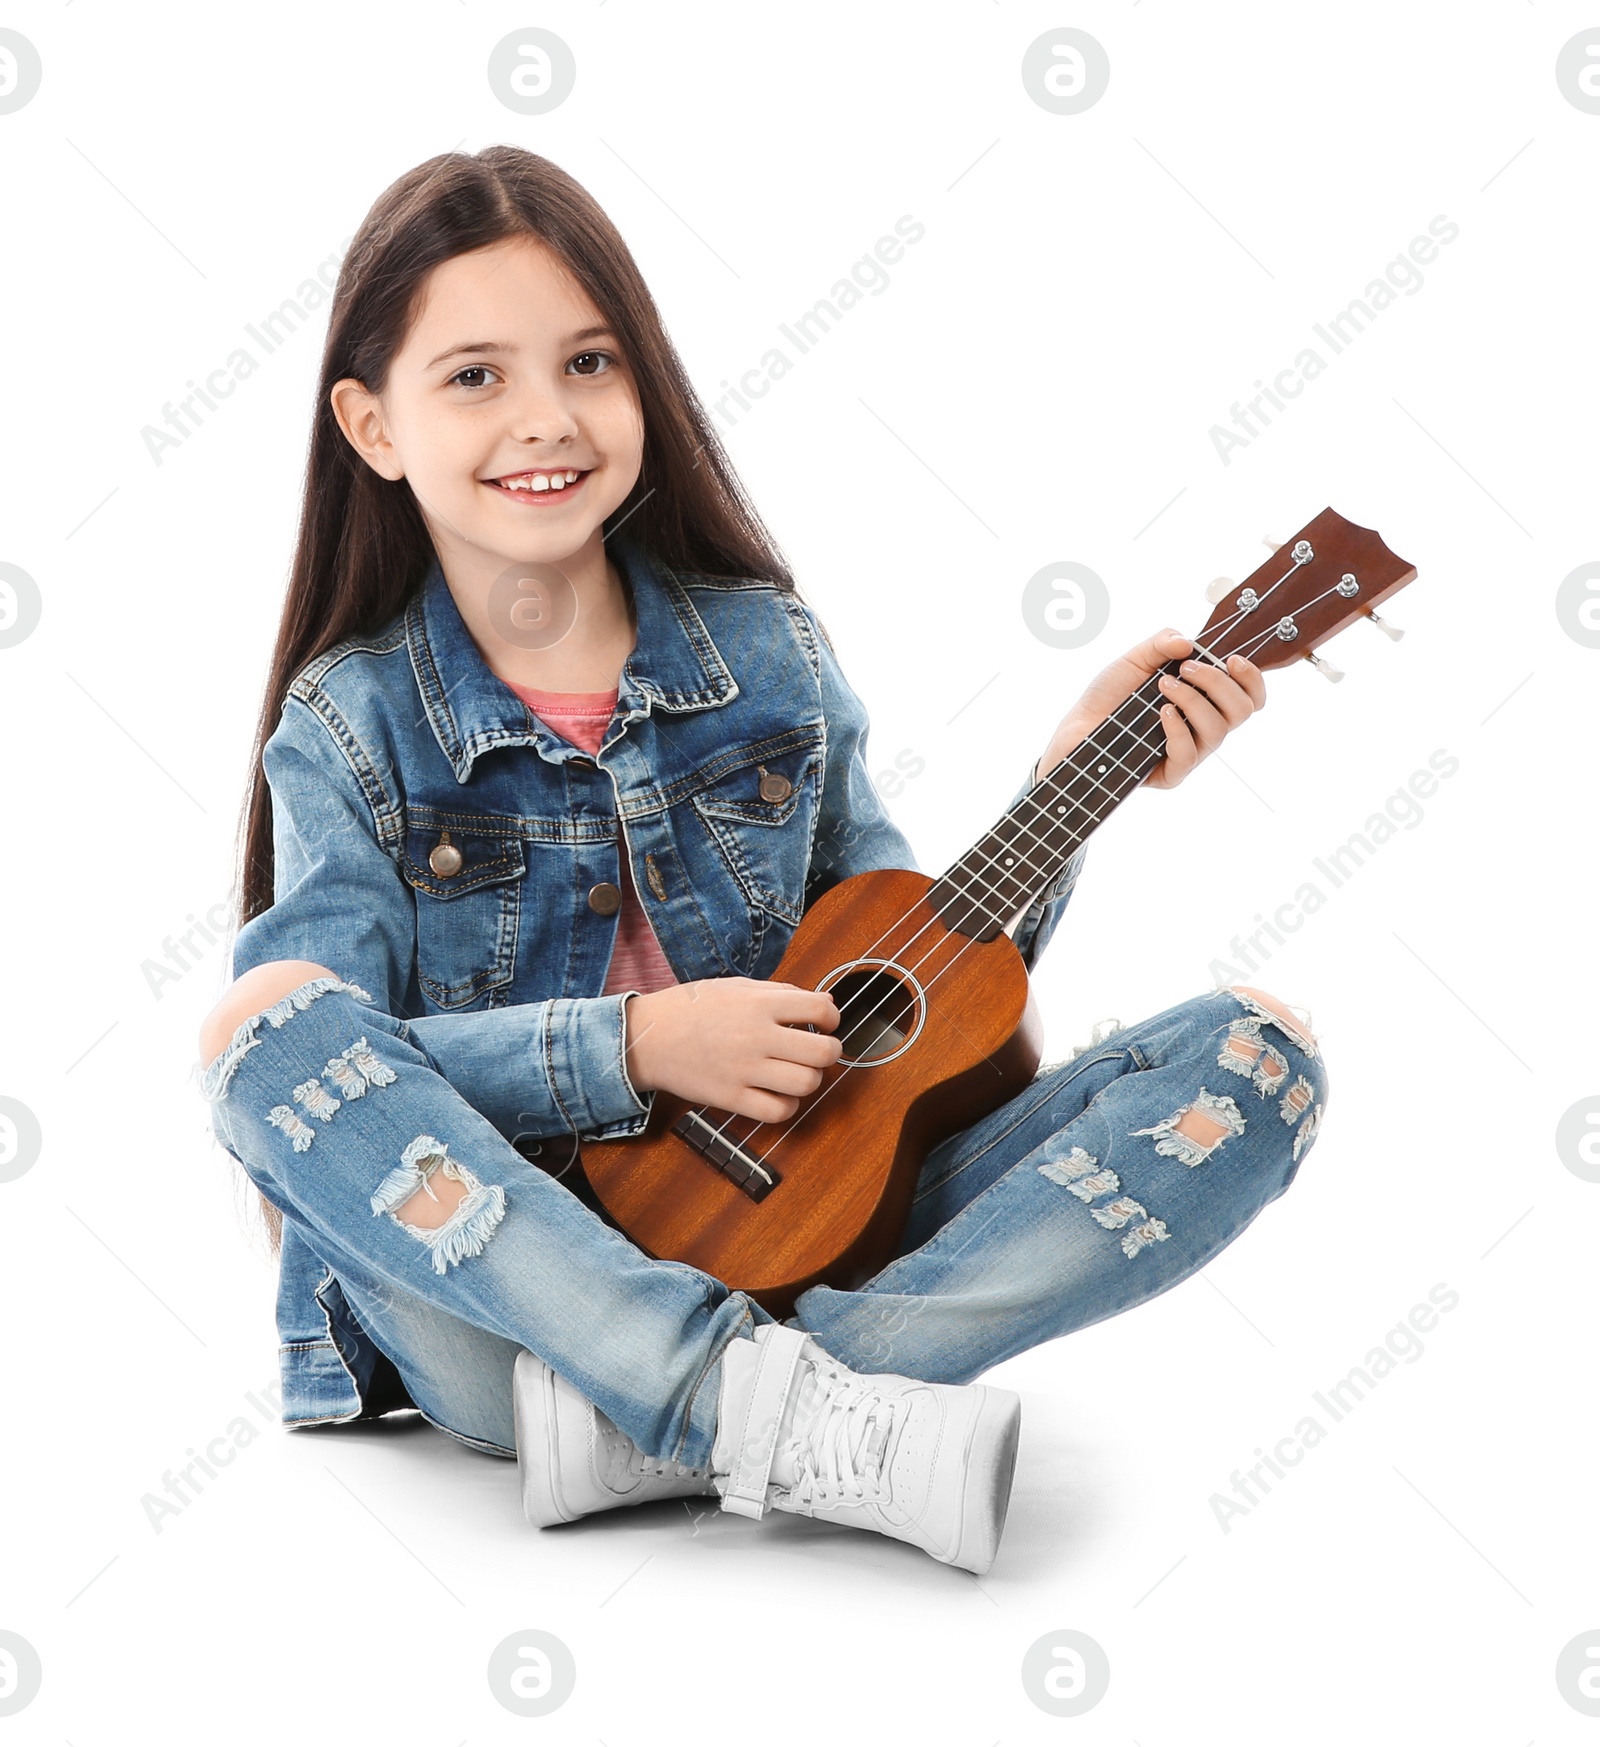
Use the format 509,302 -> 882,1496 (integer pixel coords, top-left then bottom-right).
778,1364 -> 900,1509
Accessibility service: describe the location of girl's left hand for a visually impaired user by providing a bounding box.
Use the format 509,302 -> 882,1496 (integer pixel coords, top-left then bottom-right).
1032,628 -> 1267,791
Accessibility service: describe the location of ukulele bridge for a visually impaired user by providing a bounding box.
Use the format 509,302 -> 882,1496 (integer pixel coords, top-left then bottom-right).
672,1109 -> 782,1202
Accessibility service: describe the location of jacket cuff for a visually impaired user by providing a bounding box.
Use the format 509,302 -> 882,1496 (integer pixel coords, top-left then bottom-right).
400,995 -> 655,1143
544,992 -> 656,1138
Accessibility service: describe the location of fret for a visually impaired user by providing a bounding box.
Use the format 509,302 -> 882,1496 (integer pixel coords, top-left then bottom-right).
927,665 -> 1179,940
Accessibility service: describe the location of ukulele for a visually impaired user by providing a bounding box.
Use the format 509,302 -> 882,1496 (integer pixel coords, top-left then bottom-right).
579,507 -> 1417,1317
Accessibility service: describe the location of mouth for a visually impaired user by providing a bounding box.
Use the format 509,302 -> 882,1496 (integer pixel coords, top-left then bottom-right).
482,466 -> 592,504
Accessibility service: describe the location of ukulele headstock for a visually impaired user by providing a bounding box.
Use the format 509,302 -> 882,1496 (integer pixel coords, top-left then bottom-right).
1197,508 -> 1417,673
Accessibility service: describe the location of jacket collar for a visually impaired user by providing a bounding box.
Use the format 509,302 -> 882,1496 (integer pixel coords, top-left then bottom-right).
406,528 -> 740,782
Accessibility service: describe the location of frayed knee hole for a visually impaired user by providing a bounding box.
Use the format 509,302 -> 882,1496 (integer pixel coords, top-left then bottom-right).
1175,1108 -> 1233,1146
393,1173 -> 471,1230
1228,984 -> 1317,1051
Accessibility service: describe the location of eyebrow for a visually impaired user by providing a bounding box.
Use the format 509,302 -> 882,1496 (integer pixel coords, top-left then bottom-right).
424,327 -> 616,370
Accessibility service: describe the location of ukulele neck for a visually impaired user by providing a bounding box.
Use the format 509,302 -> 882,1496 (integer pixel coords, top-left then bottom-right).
926,659 -> 1186,942
921,508 -> 1420,946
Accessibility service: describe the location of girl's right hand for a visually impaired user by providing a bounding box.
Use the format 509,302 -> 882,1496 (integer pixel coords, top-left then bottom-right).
622,978 -> 843,1123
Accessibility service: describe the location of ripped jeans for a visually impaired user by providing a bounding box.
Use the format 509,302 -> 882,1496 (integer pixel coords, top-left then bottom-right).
201,980 -> 1328,1470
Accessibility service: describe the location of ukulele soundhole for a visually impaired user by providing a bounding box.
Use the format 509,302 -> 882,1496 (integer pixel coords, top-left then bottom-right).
817,959 -> 926,1066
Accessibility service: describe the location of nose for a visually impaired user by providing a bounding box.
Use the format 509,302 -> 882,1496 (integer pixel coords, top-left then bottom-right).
505,371 -> 581,449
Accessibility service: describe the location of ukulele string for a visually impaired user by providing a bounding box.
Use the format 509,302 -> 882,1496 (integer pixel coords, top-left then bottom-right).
730,576 -> 1355,1173
737,718 -> 1172,1172
1197,554 -> 1312,649
694,631 -> 1244,1167
687,659 -> 1184,1160
913,576 -> 1354,983
695,576 -> 1341,1173
695,676 -> 1189,1169
930,687 -> 1173,916
810,579 -> 1315,985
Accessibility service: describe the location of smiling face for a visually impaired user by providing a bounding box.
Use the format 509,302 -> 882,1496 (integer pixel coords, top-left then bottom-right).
331,233 -> 646,593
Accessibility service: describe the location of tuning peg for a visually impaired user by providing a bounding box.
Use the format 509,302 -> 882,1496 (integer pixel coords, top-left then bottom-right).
1205,576 -> 1236,604
1304,651 -> 1344,682
1367,611 -> 1404,642
1262,535 -> 1285,553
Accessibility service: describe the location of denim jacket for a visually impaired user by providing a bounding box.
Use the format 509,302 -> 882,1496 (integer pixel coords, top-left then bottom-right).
216,528 -> 1086,1426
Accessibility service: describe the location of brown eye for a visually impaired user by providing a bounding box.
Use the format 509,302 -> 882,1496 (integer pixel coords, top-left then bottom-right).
568,350 -> 616,377
451,365 -> 496,389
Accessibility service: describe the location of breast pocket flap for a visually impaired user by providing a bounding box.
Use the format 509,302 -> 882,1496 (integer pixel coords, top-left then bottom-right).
690,734 -> 823,828
398,823 -> 526,899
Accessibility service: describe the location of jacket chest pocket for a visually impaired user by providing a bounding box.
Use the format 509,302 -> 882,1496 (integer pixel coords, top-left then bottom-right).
690,734 -> 823,927
398,816 -> 526,1010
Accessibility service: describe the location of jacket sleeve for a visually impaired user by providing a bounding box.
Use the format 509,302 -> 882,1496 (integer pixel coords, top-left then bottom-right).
799,602 -> 921,910
227,696 -> 654,1143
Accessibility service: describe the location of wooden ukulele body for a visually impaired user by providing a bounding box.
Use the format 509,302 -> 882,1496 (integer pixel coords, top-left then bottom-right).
579,867 -> 1044,1318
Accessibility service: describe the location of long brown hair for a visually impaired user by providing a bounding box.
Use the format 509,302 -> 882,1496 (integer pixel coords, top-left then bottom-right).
232,146 -> 798,1252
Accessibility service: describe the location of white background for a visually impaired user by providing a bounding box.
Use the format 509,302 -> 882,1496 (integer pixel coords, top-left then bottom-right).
1,2 -> 1594,1741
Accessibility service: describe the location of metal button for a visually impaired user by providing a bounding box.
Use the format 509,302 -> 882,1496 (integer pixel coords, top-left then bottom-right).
428,833 -> 463,878
757,765 -> 792,803
587,881 -> 622,916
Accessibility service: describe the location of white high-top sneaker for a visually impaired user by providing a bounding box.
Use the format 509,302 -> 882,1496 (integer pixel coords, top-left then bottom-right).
711,1322 -> 1022,1575
512,1349 -> 717,1528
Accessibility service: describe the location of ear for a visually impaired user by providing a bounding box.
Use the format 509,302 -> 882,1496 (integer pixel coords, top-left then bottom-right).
329,377 -> 405,481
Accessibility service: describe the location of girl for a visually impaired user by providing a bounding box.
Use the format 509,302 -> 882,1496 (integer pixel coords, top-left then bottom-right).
198,146 -> 1326,1577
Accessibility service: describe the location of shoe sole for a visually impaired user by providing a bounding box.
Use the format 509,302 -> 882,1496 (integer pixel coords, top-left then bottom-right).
947,1385 -> 1023,1576
512,1351 -> 573,1528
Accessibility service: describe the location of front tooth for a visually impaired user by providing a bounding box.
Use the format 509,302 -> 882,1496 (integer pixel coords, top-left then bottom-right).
530,474 -> 551,492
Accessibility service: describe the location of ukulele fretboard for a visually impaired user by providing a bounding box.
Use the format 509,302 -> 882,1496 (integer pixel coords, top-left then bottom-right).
926,662 -> 1184,941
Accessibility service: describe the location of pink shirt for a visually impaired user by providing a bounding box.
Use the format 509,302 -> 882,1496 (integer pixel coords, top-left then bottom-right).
504,681 -> 680,998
